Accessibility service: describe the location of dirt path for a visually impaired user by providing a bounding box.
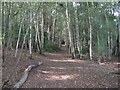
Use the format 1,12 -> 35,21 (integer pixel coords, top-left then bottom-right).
18,47 -> 119,88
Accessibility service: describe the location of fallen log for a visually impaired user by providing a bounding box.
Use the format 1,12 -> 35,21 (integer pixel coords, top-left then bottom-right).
13,62 -> 43,89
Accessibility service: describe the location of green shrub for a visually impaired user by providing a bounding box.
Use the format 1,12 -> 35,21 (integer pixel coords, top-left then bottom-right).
110,72 -> 120,75
44,43 -> 62,52
75,49 -> 79,54
81,48 -> 88,55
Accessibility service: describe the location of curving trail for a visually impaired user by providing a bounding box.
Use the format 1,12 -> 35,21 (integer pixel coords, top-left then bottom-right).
19,47 -> 119,88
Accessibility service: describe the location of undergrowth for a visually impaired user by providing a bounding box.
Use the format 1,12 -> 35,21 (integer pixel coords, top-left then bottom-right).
44,43 -> 62,52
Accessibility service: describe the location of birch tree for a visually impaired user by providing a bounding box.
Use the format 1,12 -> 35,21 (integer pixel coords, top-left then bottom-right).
87,2 -> 93,60
104,12 -> 111,60
74,3 -> 81,58
29,4 -> 32,58
66,3 -> 76,58
118,2 -> 120,52
14,18 -> 24,57
41,2 -> 44,54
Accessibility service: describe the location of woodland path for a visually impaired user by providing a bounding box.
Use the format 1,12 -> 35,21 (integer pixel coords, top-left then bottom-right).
19,47 -> 119,88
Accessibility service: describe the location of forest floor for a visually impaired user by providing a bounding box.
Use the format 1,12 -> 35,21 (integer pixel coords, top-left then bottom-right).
3,46 -> 119,88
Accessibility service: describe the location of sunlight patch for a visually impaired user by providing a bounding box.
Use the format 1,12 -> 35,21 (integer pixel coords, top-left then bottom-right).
45,74 -> 79,81
50,67 -> 83,69
50,67 -> 66,70
37,70 -> 63,75
50,59 -> 86,63
41,70 -> 54,74
38,70 -> 54,74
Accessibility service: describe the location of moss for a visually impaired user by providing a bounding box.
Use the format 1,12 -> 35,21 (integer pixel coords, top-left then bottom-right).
110,72 -> 120,75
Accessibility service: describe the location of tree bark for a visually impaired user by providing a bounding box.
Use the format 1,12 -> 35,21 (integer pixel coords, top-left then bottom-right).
97,29 -> 101,64
118,3 -> 120,52
104,12 -> 111,60
14,18 -> 24,57
0,2 -> 2,89
41,2 -> 44,54
6,3 -> 13,51
13,62 -> 43,89
16,5 -> 41,67
74,5 -> 81,58
47,15 -> 51,42
66,3 -> 75,59
29,8 -> 32,58
87,2 -> 93,60
52,18 -> 56,43
35,14 -> 42,54
118,17 -> 120,52
89,17 -> 92,60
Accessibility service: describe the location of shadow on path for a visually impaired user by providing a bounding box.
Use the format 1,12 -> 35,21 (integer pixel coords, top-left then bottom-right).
21,47 -> 118,88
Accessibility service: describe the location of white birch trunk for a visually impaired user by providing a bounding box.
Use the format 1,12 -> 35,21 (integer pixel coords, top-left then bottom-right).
118,17 -> 120,52
15,18 -> 24,57
34,19 -> 40,52
87,2 -> 92,60
52,18 -> 56,43
41,3 -> 44,53
89,17 -> 92,60
16,5 -> 41,67
118,4 -> 120,52
47,24 -> 50,41
29,11 -> 32,58
36,14 -> 42,54
47,16 -> 51,41
104,13 -> 111,60
6,3 -> 12,50
74,5 -> 81,58
66,3 -> 75,58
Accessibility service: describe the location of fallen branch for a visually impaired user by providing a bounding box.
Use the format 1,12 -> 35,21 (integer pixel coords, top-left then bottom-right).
13,62 -> 43,89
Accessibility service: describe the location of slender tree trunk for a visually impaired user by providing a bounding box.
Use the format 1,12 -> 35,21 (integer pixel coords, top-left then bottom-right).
6,3 -> 13,50
110,31 -> 113,55
87,2 -> 93,60
29,10 -> 32,58
36,14 -> 42,54
104,13 -> 111,60
52,18 -> 56,43
7,19 -> 12,50
47,16 -> 50,41
34,19 -> 39,52
74,5 -> 81,58
65,26 -> 69,48
0,2 -> 2,89
66,3 -> 75,59
47,24 -> 50,41
14,18 -> 24,57
41,2 -> 44,54
118,17 -> 120,52
114,34 -> 118,55
16,5 -> 41,67
117,3 -> 120,52
89,17 -> 92,60
58,31 -> 62,48
97,30 -> 101,63
5,3 -> 11,48
2,2 -> 5,64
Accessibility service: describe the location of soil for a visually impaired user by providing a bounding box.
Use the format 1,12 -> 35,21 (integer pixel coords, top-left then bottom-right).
2,47 -> 119,88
